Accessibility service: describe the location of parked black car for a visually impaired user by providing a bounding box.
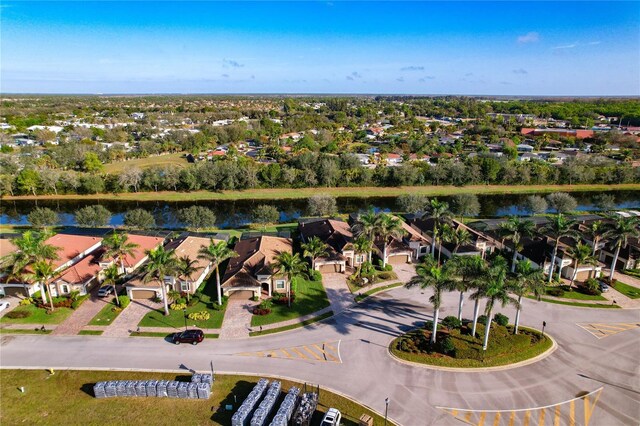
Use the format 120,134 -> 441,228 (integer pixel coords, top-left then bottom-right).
172,329 -> 204,345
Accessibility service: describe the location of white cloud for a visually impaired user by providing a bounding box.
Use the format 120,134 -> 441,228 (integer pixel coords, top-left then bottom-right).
553,43 -> 578,50
517,32 -> 539,43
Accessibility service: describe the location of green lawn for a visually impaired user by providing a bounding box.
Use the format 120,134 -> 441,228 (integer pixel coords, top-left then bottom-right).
544,286 -> 607,301
0,328 -> 52,335
249,311 -> 333,336
347,269 -> 399,293
354,283 -> 403,302
610,281 -> 640,299
0,370 -> 392,426
391,324 -> 552,368
103,152 -> 187,173
88,301 -> 122,326
0,305 -> 74,325
535,297 -> 621,309
251,278 -> 330,327
138,275 -> 227,330
78,330 -> 104,336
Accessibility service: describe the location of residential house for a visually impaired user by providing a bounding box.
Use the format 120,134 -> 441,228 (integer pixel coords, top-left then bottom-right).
298,218 -> 355,273
99,234 -> 165,277
221,236 -> 293,299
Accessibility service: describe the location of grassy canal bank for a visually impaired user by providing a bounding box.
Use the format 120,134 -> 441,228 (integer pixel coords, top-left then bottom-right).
3,183 -> 639,202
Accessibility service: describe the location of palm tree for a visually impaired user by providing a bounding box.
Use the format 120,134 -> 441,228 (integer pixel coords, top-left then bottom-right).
30,261 -> 56,310
102,233 -> 140,306
481,257 -> 517,351
301,236 -> 329,271
566,242 -> 597,288
602,216 -> 640,281
142,246 -> 178,316
198,240 -> 237,306
441,224 -> 472,264
510,260 -> 544,334
422,199 -> 452,257
377,214 -> 406,268
405,256 -> 455,344
499,216 -> 535,272
542,215 -> 579,283
352,209 -> 380,262
176,255 -> 202,303
448,255 -> 485,322
587,220 -> 604,257
272,252 -> 307,308
352,235 -> 373,277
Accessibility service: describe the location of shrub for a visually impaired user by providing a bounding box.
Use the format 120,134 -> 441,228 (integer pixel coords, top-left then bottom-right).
5,310 -> 31,319
32,291 -> 42,300
439,337 -> 456,356
188,310 -> 210,321
477,315 -> 488,325
253,307 -> 271,316
259,299 -> 273,310
546,287 -> 565,297
69,291 -> 80,301
272,292 -> 296,305
384,264 -> 393,271
118,295 -> 130,309
71,295 -> 90,310
170,302 -> 187,311
582,278 -> 602,295
493,313 -> 509,327
377,271 -> 393,280
187,295 -> 200,307
251,296 -> 260,302
176,297 -> 186,305
19,298 -> 33,306
441,316 -> 462,330
423,320 -> 434,331
309,270 -> 322,282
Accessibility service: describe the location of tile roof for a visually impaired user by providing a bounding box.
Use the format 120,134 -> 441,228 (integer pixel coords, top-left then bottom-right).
172,236 -> 220,282
54,249 -> 104,285
0,239 -> 18,257
299,219 -> 353,255
44,234 -> 103,270
117,234 -> 165,268
222,236 -> 293,288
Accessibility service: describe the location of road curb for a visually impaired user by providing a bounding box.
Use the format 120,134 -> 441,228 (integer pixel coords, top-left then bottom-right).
386,327 -> 558,373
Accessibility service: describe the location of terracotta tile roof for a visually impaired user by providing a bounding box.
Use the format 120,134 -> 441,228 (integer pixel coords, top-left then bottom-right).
222,236 -> 293,288
299,219 -> 353,255
44,234 -> 103,270
0,239 -> 18,257
54,249 -> 104,285
117,235 -> 165,268
172,236 -> 221,282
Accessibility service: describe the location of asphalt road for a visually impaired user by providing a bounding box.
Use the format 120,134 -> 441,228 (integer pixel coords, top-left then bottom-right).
2,287 -> 639,425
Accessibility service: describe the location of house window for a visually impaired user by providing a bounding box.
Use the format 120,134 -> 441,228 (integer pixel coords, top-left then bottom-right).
419,246 -> 428,254
275,280 -> 285,290
61,284 -> 70,294
180,282 -> 190,292
355,255 -> 365,263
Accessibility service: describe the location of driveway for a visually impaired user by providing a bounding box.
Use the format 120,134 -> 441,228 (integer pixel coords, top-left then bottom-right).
0,296 -> 21,319
101,299 -> 163,338
219,299 -> 258,339
52,294 -> 109,336
322,273 -> 354,314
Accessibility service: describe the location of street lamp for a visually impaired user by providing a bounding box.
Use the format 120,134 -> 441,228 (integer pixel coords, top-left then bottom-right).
384,397 -> 390,426
183,308 -> 188,331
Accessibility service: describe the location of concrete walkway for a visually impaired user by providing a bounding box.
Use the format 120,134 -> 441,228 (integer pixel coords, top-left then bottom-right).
219,299 -> 258,339
101,299 -> 163,338
52,296 -> 109,336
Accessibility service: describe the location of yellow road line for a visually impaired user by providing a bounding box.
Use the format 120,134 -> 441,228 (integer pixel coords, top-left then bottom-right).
538,408 -> 545,426
523,410 -> 531,426
464,411 -> 473,423
324,342 -> 337,351
303,345 -> 324,361
554,404 -> 561,426
291,347 -> 309,360
450,409 -> 458,417
280,349 -> 293,358
508,411 -> 516,426
492,412 -> 501,426
569,400 -> 575,426
477,411 -> 486,426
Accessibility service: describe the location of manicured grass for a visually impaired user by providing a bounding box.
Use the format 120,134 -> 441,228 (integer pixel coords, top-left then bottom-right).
0,328 -> 52,335
534,297 -> 621,308
621,269 -> 640,279
88,301 -> 122,326
78,330 -> 103,336
346,269 -> 399,293
610,281 -> 640,299
544,286 -> 607,301
249,311 -> 334,336
138,294 -> 226,329
6,183 -> 638,202
250,278 -> 330,327
103,152 -> 187,173
0,305 -> 74,325
129,331 -> 219,339
0,370 -> 391,426
391,324 -> 553,368
354,283 -> 403,302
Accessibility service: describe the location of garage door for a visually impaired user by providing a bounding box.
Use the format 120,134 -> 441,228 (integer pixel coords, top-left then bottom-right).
131,289 -> 157,300
3,287 -> 28,297
388,255 -> 409,265
228,290 -> 254,300
319,264 -> 341,273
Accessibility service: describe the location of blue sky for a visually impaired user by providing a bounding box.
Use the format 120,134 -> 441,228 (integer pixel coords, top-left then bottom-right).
1,1 -> 639,95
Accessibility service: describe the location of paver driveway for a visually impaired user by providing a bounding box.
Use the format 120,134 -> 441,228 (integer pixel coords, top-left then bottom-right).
101,299 -> 163,337
52,294 -> 109,336
219,299 -> 258,339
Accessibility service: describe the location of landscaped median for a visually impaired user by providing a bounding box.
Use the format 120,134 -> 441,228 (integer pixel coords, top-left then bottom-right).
354,283 -> 403,302
0,370 -> 392,425
0,327 -> 52,335
390,320 -> 554,369
249,311 -> 333,337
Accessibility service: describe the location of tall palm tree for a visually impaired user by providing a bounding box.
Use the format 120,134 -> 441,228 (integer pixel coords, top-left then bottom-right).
301,236 -> 329,271
422,199 -> 452,257
352,235 -> 373,277
510,260 -> 544,334
441,224 -> 472,264
602,215 -> 640,281
405,256 -> 455,344
272,252 -> 307,308
587,220 -> 604,257
103,232 -> 140,278
499,216 -> 535,272
566,242 -> 597,288
377,214 -> 406,268
448,255 -> 485,322
142,246 -> 178,316
542,215 -> 579,283
176,255 -> 202,303
198,240 -> 237,306
481,257 -> 517,350
352,209 -> 380,262
30,261 -> 56,310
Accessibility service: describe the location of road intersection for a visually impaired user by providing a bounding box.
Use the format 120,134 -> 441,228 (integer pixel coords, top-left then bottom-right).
1,286 -> 639,425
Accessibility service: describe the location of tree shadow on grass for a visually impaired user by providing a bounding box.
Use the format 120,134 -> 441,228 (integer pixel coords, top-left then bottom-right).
145,312 -> 181,329
211,380 -> 255,424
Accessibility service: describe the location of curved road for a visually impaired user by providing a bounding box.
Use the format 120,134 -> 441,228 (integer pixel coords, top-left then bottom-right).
1,287 -> 639,425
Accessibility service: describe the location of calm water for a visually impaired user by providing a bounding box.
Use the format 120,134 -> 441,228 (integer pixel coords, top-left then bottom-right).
2,190 -> 639,229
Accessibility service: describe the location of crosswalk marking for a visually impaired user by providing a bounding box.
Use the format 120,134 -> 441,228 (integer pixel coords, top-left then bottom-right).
437,387 -> 603,426
577,322 -> 640,339
236,340 -> 341,363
